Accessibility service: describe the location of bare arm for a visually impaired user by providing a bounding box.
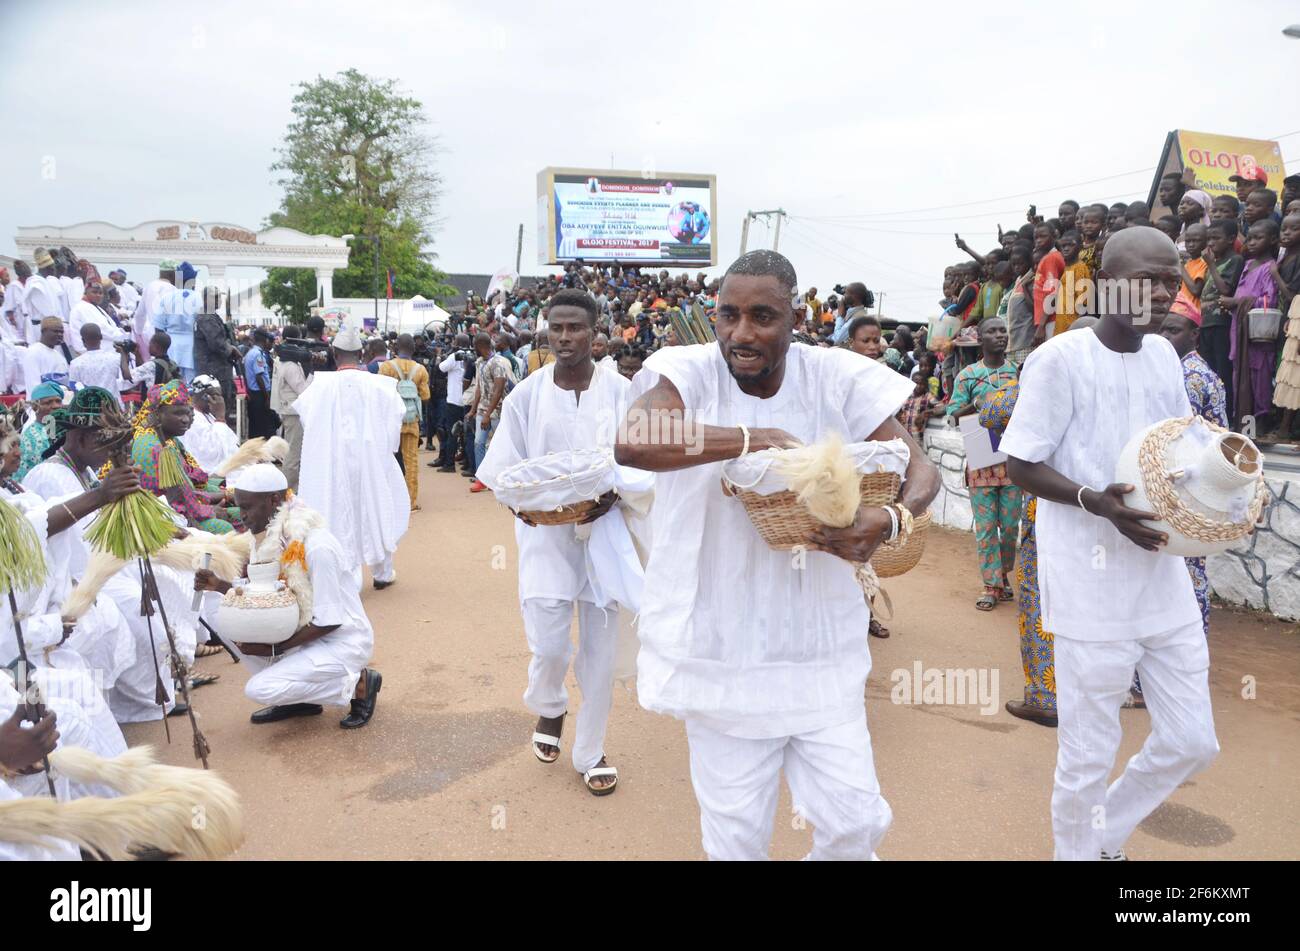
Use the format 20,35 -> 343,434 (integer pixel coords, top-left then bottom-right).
954,234 -> 987,267
612,375 -> 798,471
1006,456 -> 1167,551
480,375 -> 507,421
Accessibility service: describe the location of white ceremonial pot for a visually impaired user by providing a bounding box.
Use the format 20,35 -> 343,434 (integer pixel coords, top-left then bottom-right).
215,561 -> 300,645
1113,417 -> 1264,557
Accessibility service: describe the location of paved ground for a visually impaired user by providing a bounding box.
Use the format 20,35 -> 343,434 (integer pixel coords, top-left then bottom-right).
126,448 -> 1300,860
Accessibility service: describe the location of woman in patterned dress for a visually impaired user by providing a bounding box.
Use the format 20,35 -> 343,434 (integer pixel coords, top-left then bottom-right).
129,380 -> 243,533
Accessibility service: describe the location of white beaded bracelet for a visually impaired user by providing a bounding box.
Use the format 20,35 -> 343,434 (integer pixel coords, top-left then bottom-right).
738,424 -> 751,458
884,504 -> 899,542
1077,485 -> 1092,513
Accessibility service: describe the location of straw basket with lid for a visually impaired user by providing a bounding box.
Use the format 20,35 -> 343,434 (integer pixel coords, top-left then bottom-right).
720,437 -> 930,578
1113,416 -> 1267,557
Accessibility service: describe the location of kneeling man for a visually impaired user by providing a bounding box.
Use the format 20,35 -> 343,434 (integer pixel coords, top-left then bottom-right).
194,464 -> 381,729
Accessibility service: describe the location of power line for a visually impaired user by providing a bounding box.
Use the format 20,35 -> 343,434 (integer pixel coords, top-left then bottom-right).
794,130 -> 1300,223
782,219 -> 936,284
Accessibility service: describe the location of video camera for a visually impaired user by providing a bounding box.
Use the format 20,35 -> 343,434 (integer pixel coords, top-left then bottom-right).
274,337 -> 330,368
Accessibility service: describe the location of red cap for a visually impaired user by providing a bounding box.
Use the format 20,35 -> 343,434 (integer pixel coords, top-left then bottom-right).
1229,166 -> 1269,185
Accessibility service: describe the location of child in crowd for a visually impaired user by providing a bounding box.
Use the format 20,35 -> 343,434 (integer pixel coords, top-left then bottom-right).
1055,230 -> 1089,335
1154,216 -> 1182,242
1031,222 -> 1064,344
1199,219 -> 1245,395
896,367 -> 942,442
1224,219 -> 1283,432
1269,214 -> 1300,434
1176,223 -> 1209,323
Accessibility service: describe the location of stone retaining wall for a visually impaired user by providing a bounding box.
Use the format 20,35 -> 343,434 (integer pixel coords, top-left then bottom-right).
918,422 -> 1300,621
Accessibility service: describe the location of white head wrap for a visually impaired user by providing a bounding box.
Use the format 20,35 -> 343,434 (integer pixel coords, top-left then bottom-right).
230,463 -> 288,493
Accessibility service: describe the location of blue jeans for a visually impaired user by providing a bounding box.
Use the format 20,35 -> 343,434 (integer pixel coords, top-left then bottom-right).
473,416 -> 495,470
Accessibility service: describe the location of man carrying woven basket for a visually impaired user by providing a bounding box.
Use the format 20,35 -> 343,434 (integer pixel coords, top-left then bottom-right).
616,250 -> 940,860
1002,228 -> 1220,860
476,289 -> 647,797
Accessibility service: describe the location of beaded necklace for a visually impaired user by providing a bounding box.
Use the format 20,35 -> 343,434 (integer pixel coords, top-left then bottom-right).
55,448 -> 98,491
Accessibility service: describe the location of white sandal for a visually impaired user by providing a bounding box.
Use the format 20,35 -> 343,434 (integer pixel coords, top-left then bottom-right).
583,764 -> 618,796
532,731 -> 562,763
532,712 -> 566,763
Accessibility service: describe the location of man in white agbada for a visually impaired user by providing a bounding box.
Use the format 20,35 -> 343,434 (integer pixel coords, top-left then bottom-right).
21,387 -> 199,723
476,289 -> 651,796
68,281 -> 128,356
23,317 -> 70,396
23,250 -> 65,345
294,324 -> 409,588
184,376 -> 240,473
194,465 -> 382,728
68,324 -> 152,407
1,677 -> 95,861
616,251 -> 940,860
1001,228 -> 1219,861
1,409 -> 136,769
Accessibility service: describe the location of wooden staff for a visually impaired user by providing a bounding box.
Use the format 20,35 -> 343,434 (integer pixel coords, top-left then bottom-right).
6,591 -> 57,798
141,557 -> 210,769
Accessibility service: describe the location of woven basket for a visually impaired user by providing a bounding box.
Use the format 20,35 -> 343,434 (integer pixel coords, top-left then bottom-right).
872,511 -> 932,578
516,498 -> 605,526
721,471 -> 929,577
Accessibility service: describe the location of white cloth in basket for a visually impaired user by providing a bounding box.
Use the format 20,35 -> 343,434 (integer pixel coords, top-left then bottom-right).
491,447 -> 622,512
720,439 -> 911,496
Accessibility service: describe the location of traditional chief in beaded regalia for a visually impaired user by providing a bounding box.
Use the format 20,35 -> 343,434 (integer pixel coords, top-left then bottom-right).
129,380 -> 243,533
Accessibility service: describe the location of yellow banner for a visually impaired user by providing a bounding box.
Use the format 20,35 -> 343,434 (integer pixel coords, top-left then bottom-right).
1176,130 -> 1286,197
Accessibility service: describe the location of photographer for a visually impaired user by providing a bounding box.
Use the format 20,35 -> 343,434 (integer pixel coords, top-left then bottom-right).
271,323 -> 312,489
194,285 -> 240,424
431,332 -> 474,472
303,315 -> 337,371
413,333 -> 443,451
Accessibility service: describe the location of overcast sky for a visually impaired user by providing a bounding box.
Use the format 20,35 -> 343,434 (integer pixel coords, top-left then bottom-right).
4,0 -> 1299,320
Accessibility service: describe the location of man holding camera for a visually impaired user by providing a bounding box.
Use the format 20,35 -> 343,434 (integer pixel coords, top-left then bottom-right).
194,287 -> 241,423
272,324 -> 313,489
431,333 -> 473,472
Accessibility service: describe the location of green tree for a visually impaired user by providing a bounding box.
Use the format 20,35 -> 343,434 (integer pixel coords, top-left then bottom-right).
261,69 -> 455,320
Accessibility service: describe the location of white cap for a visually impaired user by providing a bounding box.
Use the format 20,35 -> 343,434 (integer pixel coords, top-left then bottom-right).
229,463 -> 288,493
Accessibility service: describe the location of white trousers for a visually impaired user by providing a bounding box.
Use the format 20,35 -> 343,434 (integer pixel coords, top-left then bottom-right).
521,598 -> 618,774
1052,622 -> 1219,861
351,556 -> 396,588
370,555 -> 396,583
684,710 -> 892,861
233,634 -> 368,709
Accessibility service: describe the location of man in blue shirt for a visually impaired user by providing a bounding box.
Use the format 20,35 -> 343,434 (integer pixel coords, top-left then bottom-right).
244,328 -> 279,438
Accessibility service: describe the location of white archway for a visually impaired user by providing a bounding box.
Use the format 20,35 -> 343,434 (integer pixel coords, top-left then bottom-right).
14,219 -> 350,310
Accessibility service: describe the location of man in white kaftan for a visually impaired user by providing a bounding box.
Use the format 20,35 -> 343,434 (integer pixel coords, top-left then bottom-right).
21,388 -> 200,724
197,466 -> 381,729
617,251 -> 938,859
476,289 -> 650,791
294,328 -> 409,588
0,677 -> 93,861
1001,229 -> 1219,861
184,378 -> 240,473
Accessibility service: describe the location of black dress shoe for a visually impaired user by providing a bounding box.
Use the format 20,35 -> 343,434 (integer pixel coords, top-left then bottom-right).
340,670 -> 382,729
436,465 -> 456,472
166,702 -> 189,718
1005,699 -> 1058,727
250,702 -> 324,725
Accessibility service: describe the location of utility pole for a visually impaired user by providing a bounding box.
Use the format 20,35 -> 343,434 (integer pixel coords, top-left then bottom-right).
515,223 -> 524,274
741,209 -> 787,253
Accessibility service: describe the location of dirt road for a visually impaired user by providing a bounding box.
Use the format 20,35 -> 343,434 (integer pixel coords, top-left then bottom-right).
126,448 -> 1300,859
